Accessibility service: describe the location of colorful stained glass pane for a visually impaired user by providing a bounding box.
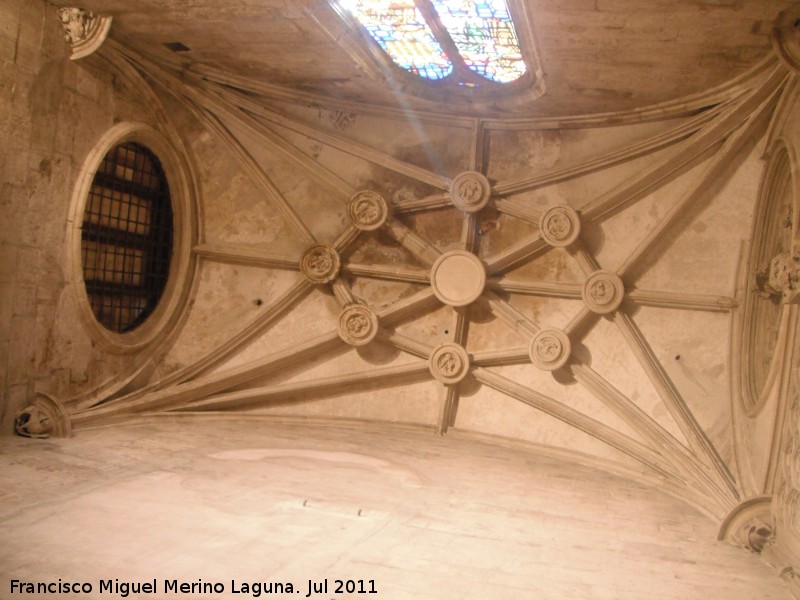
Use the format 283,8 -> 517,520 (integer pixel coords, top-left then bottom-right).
430,0 -> 526,83
343,0 -> 454,80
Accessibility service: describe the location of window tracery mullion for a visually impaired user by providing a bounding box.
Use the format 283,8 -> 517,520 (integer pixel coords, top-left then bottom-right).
413,0 -> 473,83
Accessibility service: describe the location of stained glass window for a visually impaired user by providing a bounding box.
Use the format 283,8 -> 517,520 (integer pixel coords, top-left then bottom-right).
430,0 -> 526,83
340,0 -> 526,85
343,0 -> 453,80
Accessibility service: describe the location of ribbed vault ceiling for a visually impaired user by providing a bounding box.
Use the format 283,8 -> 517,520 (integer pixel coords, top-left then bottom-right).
68,12 -> 795,521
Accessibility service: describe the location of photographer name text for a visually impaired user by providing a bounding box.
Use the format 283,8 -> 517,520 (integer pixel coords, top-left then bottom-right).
10,578 -> 378,597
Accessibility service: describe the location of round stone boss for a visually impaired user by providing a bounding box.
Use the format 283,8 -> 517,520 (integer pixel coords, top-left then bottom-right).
430,250 -> 487,307
450,171 -> 491,213
540,205 -> 581,247
300,245 -> 341,284
429,343 -> 470,384
582,270 -> 625,314
337,304 -> 379,346
529,328 -> 572,371
347,190 -> 389,231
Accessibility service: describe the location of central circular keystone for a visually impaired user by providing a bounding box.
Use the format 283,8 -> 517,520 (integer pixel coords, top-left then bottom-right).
430,250 -> 487,307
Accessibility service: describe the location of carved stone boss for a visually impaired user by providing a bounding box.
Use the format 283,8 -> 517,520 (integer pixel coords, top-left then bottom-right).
301,245 -> 341,284
450,171 -> 491,213
348,190 -> 389,231
529,328 -> 572,371
540,205 -> 581,247
58,7 -> 112,60
582,270 -> 625,314
429,343 -> 470,384
337,304 -> 379,346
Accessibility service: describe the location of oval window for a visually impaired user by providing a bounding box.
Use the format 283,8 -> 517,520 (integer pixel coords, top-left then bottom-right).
81,142 -> 174,333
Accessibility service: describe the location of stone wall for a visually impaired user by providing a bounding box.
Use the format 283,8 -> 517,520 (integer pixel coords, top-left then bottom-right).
0,0 -> 159,432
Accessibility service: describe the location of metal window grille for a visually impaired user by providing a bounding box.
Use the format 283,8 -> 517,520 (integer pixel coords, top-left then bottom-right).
81,142 -> 173,333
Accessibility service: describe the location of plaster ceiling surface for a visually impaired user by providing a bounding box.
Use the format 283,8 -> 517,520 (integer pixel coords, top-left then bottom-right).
0,419 -> 793,599
52,0 -> 796,115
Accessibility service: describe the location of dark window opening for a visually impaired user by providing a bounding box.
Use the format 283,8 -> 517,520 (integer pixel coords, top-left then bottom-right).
81,142 -> 173,333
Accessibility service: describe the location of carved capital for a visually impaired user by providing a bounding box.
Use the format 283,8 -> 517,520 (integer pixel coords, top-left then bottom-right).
337,304 -> 379,346
301,245 -> 341,284
58,7 -> 112,60
450,171 -> 491,213
14,393 -> 72,438
582,270 -> 625,314
529,328 -> 571,371
348,190 -> 389,231
429,343 -> 470,384
540,205 -> 581,247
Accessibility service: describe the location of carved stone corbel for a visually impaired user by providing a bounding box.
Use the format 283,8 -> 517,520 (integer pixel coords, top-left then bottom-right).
58,7 -> 112,60
14,393 -> 72,438
718,496 -> 776,554
756,252 -> 800,304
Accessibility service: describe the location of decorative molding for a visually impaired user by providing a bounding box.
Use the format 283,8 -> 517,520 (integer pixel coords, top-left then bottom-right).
66,122 -> 198,354
300,245 -> 341,284
429,343 -> 470,385
347,190 -> 389,231
15,393 -> 72,438
529,328 -> 571,371
337,304 -> 379,347
484,290 -> 540,336
175,361 -> 430,412
449,171 -> 491,213
740,140 -> 798,415
58,7 -> 112,60
539,205 -> 581,247
582,270 -> 625,314
193,244 -> 299,270
581,65 -> 785,229
383,218 -> 443,266
614,310 -> 738,500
